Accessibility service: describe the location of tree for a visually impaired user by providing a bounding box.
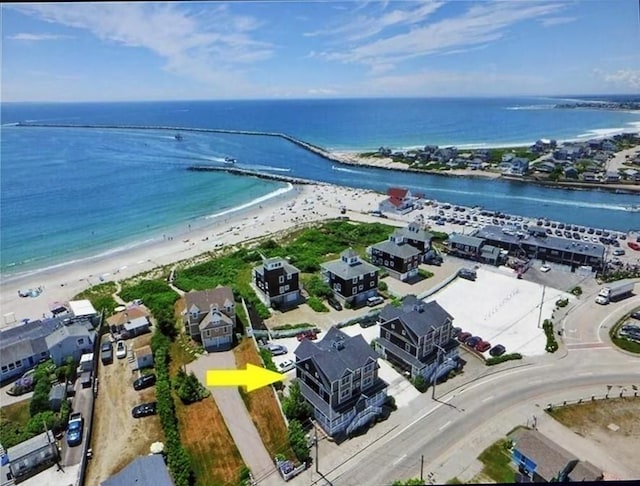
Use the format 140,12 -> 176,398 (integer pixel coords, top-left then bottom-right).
288,419 -> 310,463
412,375 -> 428,393
392,479 -> 425,486
282,382 -> 312,421
304,275 -> 333,298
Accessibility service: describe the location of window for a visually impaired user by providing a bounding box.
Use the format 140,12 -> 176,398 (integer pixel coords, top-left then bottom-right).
284,285 -> 290,291
279,286 -> 285,294
352,287 -> 357,295
1,366 -> 7,374
287,273 -> 292,280
352,277 -> 357,284
279,275 -> 284,284
16,361 -> 22,368
341,375 -> 350,385
362,375 -> 372,388
370,281 -> 375,287
405,343 -> 411,352
358,285 -> 363,291
335,283 -> 342,292
370,271 -> 376,277
385,331 -> 390,340
77,338 -> 85,345
8,363 -> 15,370
340,388 -> 350,400
384,260 -> 388,266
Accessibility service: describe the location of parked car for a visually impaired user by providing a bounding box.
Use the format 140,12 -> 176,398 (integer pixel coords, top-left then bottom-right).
100,340 -> 114,364
115,340 -> 127,359
366,296 -> 384,307
612,248 -> 625,256
327,296 -> 343,311
475,341 -> 491,353
66,412 -> 84,447
458,268 -> 477,281
451,327 -> 462,337
540,264 -> 551,273
133,373 -> 157,391
296,330 -> 317,341
631,311 -> 640,320
132,402 -> 157,418
261,343 -> 288,356
489,344 -> 506,357
278,359 -> 295,373
457,331 -> 471,343
359,317 -> 378,328
465,336 -> 482,348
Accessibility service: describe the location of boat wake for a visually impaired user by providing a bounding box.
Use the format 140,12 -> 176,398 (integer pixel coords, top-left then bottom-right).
332,165 -> 368,175
242,164 -> 291,172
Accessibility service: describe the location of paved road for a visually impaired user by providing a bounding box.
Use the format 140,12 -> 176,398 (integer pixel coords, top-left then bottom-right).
188,351 -> 276,481
61,377 -> 94,466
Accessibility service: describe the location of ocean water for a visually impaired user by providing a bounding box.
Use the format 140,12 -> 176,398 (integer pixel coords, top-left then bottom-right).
1,97 -> 639,276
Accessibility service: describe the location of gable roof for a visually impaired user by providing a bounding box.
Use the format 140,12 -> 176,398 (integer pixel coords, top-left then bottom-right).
44,324 -> 93,349
371,240 -> 421,259
107,307 -> 149,327
379,296 -> 452,339
396,223 -> 433,243
321,254 -> 378,280
199,309 -> 233,331
101,455 -> 174,486
387,187 -> 409,199
449,233 -> 484,248
184,287 -> 234,312
513,430 -> 577,481
294,327 -> 378,385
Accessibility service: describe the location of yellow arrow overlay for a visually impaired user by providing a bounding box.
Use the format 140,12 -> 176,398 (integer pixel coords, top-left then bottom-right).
206,363 -> 284,392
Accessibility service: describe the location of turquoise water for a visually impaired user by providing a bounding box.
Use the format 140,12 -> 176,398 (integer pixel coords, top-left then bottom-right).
1,97 -> 639,275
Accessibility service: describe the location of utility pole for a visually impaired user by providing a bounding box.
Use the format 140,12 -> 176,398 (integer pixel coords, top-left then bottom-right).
420,455 -> 424,482
432,342 -> 446,400
537,285 -> 546,329
314,426 -> 319,474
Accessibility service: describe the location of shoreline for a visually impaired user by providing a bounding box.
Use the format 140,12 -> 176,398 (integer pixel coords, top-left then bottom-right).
0,182 -> 387,324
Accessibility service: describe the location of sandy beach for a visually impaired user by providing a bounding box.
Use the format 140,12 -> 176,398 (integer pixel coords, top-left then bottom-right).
0,183 -> 393,325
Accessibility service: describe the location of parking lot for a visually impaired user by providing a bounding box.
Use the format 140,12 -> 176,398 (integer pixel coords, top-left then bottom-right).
424,267 -> 574,356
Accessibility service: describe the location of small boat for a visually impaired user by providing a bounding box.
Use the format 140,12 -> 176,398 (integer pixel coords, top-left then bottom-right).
623,205 -> 640,212
174,133 -> 184,141
224,157 -> 236,165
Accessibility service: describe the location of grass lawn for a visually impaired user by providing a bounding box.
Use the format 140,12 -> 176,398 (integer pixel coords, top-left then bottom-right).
74,281 -> 119,315
475,439 -> 516,484
547,397 -> 640,434
233,338 -> 297,462
0,400 -> 31,426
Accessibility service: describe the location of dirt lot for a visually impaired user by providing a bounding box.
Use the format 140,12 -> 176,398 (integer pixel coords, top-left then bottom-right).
84,333 -> 163,485
548,396 -> 640,476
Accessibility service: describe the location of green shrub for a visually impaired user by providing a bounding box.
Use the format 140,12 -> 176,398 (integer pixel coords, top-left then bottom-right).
555,298 -> 569,308
570,286 -> 583,296
485,353 -> 523,366
173,369 -> 209,404
73,281 -> 119,316
418,269 -> 434,279
282,382 -> 312,422
288,419 -> 310,463
303,275 -> 333,298
307,296 -> 329,312
412,375 -> 428,393
377,281 -> 388,292
542,319 -> 559,353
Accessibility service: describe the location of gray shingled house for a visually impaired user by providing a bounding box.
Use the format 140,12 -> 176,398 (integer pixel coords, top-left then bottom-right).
182,287 -> 235,352
376,295 -> 459,382
294,327 -> 388,438
370,230 -> 421,281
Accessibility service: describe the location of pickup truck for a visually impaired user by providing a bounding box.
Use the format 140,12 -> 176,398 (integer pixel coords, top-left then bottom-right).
66,412 -> 84,447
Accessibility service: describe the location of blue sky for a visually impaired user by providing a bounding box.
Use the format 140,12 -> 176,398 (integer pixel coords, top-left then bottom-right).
2,1 -> 639,101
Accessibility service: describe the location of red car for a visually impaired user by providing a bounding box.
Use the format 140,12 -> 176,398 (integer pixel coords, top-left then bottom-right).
457,331 -> 471,343
628,242 -> 640,251
475,341 -> 491,353
296,330 -> 317,342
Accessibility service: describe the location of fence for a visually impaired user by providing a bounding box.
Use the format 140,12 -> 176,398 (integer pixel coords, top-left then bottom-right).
544,388 -> 639,411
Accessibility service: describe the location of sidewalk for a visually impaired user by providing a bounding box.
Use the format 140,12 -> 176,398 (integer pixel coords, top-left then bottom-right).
188,351 -> 276,481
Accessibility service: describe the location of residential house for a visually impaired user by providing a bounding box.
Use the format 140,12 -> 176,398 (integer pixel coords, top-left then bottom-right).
133,345 -> 154,370
467,158 -> 484,170
393,222 -> 434,262
101,455 -> 174,486
182,287 -> 235,352
252,257 -> 302,310
294,327 -> 388,438
447,233 -> 485,260
378,187 -> 417,214
376,296 -> 459,382
563,166 -> 578,179
48,383 -> 67,412
321,249 -> 379,307
511,429 -> 602,483
45,323 -> 95,366
4,431 -> 59,484
581,172 -> 599,182
107,307 -> 151,337
509,158 -> 530,176
0,319 -> 58,384
68,299 -> 99,326
601,140 -> 616,152
501,152 -> 515,163
370,230 -> 421,281
603,172 -> 620,183
534,161 -> 557,173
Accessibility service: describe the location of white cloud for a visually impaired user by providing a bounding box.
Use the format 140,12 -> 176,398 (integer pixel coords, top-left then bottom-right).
595,69 -> 640,89
9,4 -> 273,90
8,33 -> 73,41
319,1 -> 567,71
307,88 -> 338,96
539,16 -> 577,27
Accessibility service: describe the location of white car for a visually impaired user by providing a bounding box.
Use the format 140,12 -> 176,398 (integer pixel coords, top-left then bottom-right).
115,340 -> 127,359
278,359 -> 295,373
540,265 -> 551,273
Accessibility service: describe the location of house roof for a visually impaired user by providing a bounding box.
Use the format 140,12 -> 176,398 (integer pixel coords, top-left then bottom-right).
475,225 -> 605,259
123,316 -> 151,332
0,318 -> 65,366
321,254 -> 378,280
448,233 -> 484,248
101,454 -> 174,486
107,307 -> 149,327
481,245 -> 501,258
7,431 -> 56,461
134,345 -> 153,358
253,257 -> 300,277
68,299 -> 97,317
371,240 -> 421,259
387,187 -> 409,199
199,310 -> 233,331
294,327 -> 379,385
379,296 -> 452,339
513,430 -> 577,481
184,287 -> 234,313
568,460 -> 602,481
44,323 -> 93,349
396,223 -> 433,243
